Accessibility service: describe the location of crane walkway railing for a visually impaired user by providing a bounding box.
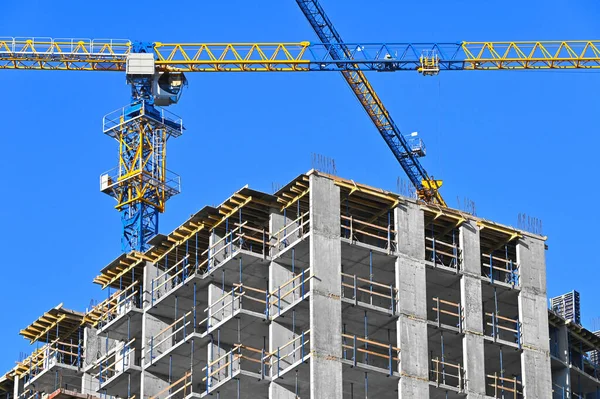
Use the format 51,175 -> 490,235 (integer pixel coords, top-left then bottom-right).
341,273 -> 397,313
485,312 -> 522,348
267,268 -> 312,319
487,373 -> 522,398
96,281 -> 141,329
340,215 -> 396,253
431,297 -> 463,331
425,236 -> 461,270
270,212 -> 310,256
341,333 -> 399,375
430,357 -> 463,389
482,253 -> 519,286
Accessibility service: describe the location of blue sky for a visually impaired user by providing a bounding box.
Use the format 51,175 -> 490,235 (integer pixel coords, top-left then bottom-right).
1,0 -> 599,372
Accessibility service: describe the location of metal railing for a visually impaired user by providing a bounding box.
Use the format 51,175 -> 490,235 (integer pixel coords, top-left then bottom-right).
487,373 -> 522,398
97,281 -> 141,329
341,214 -> 396,253
146,310 -> 194,364
485,312 -> 522,348
148,371 -> 192,399
26,340 -> 82,380
431,297 -> 463,331
203,344 -> 265,393
425,236 -> 461,269
147,283 -> 268,363
341,333 -> 399,375
341,272 -> 397,313
268,330 -> 311,378
270,212 -> 310,256
430,357 -> 463,389
95,338 -> 136,384
202,283 -> 267,329
103,100 -> 183,137
205,222 -> 248,270
267,268 -> 312,318
482,253 -> 519,286
150,254 -> 192,306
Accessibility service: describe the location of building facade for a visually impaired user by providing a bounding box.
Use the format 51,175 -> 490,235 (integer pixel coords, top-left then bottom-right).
1,171 -> 597,398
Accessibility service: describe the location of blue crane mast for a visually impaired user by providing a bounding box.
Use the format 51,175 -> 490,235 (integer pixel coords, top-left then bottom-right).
295,0 -> 446,206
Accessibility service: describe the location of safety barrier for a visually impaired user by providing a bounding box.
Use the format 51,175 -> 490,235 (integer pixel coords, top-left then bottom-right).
431,297 -> 462,331
269,330 -> 311,378
267,268 -> 312,318
342,333 -> 399,375
482,253 -> 519,286
97,281 -> 141,329
203,344 -> 265,393
26,340 -> 82,380
18,390 -> 40,399
341,214 -> 396,253
95,338 -> 136,384
341,273 -> 397,313
270,212 -> 310,256
487,373 -> 522,398
430,357 -> 463,389
233,222 -> 269,256
150,254 -> 192,306
148,371 -> 192,399
146,310 -> 193,364
201,283 -> 267,329
485,312 -> 522,348
425,236 -> 461,269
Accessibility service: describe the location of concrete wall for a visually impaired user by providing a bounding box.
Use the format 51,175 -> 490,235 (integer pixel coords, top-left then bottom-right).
518,236 -> 552,398
395,202 -> 429,398
459,221 -> 486,399
309,175 -> 343,399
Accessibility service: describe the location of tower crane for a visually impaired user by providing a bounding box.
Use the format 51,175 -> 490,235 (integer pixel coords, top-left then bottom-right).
1,20 -> 598,253
296,0 -> 446,206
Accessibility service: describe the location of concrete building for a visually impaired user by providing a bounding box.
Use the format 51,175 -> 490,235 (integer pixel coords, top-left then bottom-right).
1,170 -> 597,398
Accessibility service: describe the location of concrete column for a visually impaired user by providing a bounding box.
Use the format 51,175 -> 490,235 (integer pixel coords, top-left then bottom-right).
209,230 -> 227,266
518,235 -> 552,398
459,220 -> 486,398
308,175 -> 343,399
395,202 -> 429,398
12,375 -> 22,399
557,324 -> 569,363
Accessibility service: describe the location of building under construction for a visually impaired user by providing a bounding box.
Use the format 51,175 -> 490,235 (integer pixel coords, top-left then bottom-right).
1,170 -> 599,399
